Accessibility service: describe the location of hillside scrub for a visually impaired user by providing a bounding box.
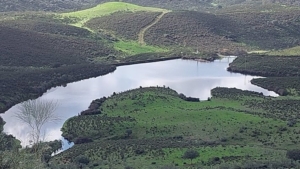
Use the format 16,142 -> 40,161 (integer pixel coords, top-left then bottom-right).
251,77 -> 300,96
86,11 -> 161,41
83,8 -> 300,53
220,10 -> 300,49
228,55 -> 300,77
0,19 -> 92,38
0,0 -> 107,12
144,11 -> 244,53
0,26 -> 116,67
0,64 -> 116,113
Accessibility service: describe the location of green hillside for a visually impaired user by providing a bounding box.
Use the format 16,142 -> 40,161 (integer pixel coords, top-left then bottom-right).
52,87 -> 300,168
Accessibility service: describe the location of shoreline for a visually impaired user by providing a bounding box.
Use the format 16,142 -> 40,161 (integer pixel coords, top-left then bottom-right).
0,55 -> 225,114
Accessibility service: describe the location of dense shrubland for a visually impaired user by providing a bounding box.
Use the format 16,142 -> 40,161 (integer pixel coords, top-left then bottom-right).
0,0 -> 106,12
251,77 -> 300,96
0,26 -> 116,67
146,10 -> 300,51
228,54 -> 300,96
0,64 -> 115,113
228,55 -> 300,77
145,11 -> 243,53
0,20 -> 92,38
211,87 -> 264,99
220,10 -> 300,49
87,9 -> 300,54
86,11 -> 161,40
0,24 -> 119,113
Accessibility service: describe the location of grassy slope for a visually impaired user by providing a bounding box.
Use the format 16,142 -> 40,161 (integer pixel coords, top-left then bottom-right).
114,40 -> 168,55
56,87 -> 300,168
61,2 -> 168,27
266,46 -> 300,56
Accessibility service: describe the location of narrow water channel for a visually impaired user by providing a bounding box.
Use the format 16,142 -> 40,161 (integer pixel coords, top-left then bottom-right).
1,58 -> 277,150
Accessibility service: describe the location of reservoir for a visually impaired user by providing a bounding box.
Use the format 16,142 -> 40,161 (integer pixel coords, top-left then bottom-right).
1,58 -> 277,149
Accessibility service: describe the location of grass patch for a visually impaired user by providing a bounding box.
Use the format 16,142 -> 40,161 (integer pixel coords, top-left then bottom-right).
266,46 -> 300,56
114,40 -> 168,55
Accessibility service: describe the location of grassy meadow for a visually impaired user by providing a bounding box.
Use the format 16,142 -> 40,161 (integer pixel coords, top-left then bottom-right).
114,40 -> 168,55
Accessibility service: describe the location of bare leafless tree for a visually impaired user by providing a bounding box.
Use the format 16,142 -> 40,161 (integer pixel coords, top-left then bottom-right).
15,99 -> 59,145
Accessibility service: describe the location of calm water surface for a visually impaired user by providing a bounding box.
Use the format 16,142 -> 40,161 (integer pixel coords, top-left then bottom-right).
1,58 -> 277,149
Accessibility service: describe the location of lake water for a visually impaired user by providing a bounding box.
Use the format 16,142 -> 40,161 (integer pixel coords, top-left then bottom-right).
1,58 -> 277,150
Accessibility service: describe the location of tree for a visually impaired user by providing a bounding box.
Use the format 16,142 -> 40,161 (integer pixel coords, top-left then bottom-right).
182,149 -> 199,164
15,99 -> 59,145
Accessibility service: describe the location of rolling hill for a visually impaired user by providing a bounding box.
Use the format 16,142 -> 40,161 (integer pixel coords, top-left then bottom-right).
1,0 -> 299,12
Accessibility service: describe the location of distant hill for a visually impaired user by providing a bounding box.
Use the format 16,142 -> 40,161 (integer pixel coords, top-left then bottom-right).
0,0 -> 105,12
1,0 -> 299,12
85,9 -> 300,52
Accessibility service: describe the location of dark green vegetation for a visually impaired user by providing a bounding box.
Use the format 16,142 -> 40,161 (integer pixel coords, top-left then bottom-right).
51,87 -> 300,168
86,11 -> 161,41
252,77 -> 300,96
0,23 -> 118,113
0,0 -> 105,12
220,10 -> 300,49
228,55 -> 300,96
228,55 -> 300,77
144,11 -> 242,53
83,8 -> 300,54
1,19 -> 92,38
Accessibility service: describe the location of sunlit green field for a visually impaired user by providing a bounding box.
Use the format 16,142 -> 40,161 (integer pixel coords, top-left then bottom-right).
61,2 -> 168,27
114,40 -> 169,55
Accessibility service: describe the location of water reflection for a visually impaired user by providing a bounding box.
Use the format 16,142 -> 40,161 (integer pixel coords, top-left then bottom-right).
1,58 -> 277,149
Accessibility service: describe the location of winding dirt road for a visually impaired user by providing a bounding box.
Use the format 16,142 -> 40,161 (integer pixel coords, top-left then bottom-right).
138,11 -> 169,45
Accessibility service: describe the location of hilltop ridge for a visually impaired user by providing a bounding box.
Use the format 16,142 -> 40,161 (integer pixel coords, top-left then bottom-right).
1,0 -> 299,12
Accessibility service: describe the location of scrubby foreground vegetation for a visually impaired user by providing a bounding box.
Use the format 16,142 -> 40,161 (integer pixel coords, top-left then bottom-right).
45,86 -> 300,168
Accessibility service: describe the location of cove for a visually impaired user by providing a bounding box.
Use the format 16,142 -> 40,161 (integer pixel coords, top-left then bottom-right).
1,58 -> 277,150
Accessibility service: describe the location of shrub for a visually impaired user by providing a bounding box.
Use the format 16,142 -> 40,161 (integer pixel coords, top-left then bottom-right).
75,155 -> 90,165
287,149 -> 300,161
182,149 -> 200,164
